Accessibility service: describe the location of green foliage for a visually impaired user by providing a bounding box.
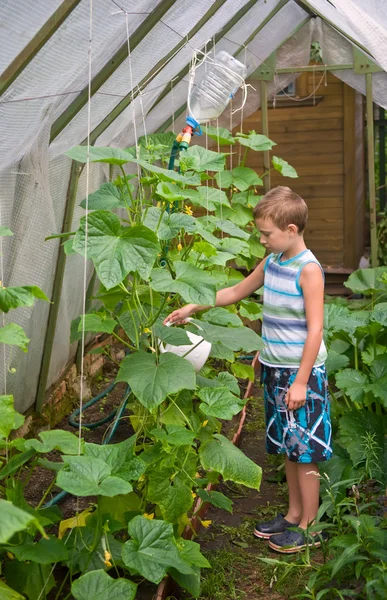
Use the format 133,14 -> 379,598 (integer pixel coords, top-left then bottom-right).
0,129 -> 298,597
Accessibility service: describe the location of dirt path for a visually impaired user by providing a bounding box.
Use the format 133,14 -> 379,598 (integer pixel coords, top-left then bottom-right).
190,387 -> 312,600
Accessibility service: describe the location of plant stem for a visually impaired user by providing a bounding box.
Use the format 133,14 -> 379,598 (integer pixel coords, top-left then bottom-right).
37,477 -> 57,509
53,571 -> 69,600
112,331 -> 135,351
168,395 -> 194,431
241,147 -> 249,167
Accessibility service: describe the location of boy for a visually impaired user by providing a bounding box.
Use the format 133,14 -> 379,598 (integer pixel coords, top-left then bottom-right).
164,186 -> 332,553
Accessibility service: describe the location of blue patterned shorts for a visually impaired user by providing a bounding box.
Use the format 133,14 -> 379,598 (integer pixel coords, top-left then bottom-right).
261,364 -> 332,463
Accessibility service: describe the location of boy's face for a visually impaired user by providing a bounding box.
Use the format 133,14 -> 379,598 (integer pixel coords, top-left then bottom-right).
255,217 -> 298,254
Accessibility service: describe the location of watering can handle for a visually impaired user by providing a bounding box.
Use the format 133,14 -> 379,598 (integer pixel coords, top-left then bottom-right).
165,317 -> 203,331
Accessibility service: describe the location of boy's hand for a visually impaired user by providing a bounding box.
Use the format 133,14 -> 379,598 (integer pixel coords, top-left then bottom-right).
163,304 -> 196,326
285,382 -> 307,411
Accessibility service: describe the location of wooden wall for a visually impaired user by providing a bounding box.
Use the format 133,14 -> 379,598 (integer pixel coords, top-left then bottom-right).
241,71 -> 365,269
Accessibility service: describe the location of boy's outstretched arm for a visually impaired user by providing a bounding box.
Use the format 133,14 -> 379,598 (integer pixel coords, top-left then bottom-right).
286,262 -> 325,411
163,256 -> 268,325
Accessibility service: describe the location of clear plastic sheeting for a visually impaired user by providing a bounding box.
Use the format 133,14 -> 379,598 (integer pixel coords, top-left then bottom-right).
1,0 -> 387,412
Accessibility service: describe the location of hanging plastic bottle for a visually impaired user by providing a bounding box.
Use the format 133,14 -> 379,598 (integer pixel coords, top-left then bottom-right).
188,50 -> 247,123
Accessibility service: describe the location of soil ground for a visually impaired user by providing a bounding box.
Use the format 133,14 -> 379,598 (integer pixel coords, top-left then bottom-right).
22,359 -> 319,599
172,385 -> 322,600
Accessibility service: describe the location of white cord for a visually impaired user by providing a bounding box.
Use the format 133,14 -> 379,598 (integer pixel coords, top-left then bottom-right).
78,0 -> 93,455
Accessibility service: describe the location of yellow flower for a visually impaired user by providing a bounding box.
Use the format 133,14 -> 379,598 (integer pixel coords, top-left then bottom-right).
157,201 -> 161,208
177,243 -> 183,252
195,472 -> 201,478
202,420 -> 208,427
143,512 -> 155,520
143,328 -> 151,333
169,203 -> 173,209
104,550 -> 112,568
191,492 -> 197,499
201,520 -> 212,528
184,205 -> 193,216
7,552 -> 14,560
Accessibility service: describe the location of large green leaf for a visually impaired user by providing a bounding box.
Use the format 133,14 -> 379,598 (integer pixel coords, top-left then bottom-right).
79,182 -> 125,210
230,167 -> 263,191
78,313 -> 117,334
25,430 -> 83,454
190,319 -> 263,352
231,362 -> 255,381
0,323 -> 29,351
235,132 -> 276,151
215,170 -> 233,189
0,448 -> 36,480
191,186 -> 230,211
180,146 -> 226,172
9,536 -> 68,564
116,351 -> 196,409
201,307 -> 242,327
324,304 -> 368,337
206,216 -> 250,240
5,561 -> 54,600
0,581 -> 24,600
84,439 -> 146,482
57,456 -> 132,497
0,285 -> 48,313
216,236 -> 250,256
335,369 -> 368,404
344,267 -> 387,295
365,355 -> 387,407
198,387 -> 245,420
155,181 -> 187,201
72,570 -> 137,600
143,207 -> 196,240
122,516 -> 193,584
66,146 -> 134,165
202,125 -> 235,145
154,323 -> 191,346
0,226 -> 14,237
199,434 -> 262,489
150,262 -> 217,305
325,349 -> 350,376
215,203 -> 253,226
147,469 -> 194,522
73,211 -> 160,289
197,489 -> 233,512
239,300 -> 262,320
370,302 -> 387,327
272,156 -> 298,178
150,424 -> 196,446
0,395 -> 24,438
136,159 -> 201,186
0,500 -> 43,543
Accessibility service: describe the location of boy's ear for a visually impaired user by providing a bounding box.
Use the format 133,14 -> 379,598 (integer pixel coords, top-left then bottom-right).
288,223 -> 299,236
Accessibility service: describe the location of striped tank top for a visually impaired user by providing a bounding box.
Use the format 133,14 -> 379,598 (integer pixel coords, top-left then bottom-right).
259,249 -> 327,368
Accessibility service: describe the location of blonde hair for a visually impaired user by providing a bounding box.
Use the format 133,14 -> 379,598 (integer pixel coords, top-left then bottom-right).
253,186 -> 308,233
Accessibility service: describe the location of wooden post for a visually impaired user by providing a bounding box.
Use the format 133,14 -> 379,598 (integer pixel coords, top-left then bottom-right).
366,73 -> 378,267
35,161 -> 82,413
260,80 -> 270,193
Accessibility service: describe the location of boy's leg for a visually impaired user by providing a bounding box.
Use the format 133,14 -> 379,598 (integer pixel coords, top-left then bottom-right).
284,456 -> 302,524
297,463 -> 320,529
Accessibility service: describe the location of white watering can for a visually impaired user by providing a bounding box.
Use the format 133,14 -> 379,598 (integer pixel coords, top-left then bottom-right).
159,318 -> 212,373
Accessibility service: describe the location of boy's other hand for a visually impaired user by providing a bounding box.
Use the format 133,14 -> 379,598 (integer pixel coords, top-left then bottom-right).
285,382 -> 307,411
163,304 -> 196,326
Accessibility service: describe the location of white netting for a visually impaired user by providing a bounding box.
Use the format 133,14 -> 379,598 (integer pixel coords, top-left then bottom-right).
1,0 -> 387,412
0,0 -> 64,73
